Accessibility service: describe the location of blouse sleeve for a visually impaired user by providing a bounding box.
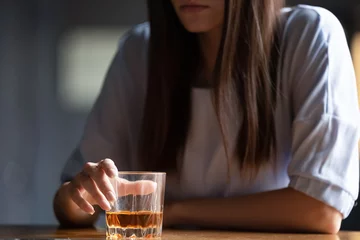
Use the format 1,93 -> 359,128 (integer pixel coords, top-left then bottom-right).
284,7 -> 360,218
60,23 -> 149,183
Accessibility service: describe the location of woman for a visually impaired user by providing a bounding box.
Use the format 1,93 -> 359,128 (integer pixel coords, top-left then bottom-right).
53,0 -> 360,233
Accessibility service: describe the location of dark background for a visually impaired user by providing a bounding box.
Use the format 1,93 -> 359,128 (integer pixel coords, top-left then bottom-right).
0,0 -> 359,229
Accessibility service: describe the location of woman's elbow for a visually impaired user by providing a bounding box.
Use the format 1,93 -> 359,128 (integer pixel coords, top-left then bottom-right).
290,188 -> 342,234
312,205 -> 342,234
322,212 -> 342,234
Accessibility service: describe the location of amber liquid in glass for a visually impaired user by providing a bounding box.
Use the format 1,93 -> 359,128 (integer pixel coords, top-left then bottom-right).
106,211 -> 163,239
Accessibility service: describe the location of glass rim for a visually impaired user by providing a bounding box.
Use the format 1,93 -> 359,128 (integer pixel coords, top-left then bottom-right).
117,171 -> 166,175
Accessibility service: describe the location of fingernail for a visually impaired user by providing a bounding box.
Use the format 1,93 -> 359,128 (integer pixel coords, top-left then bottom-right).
104,202 -> 111,211
106,191 -> 116,202
88,207 -> 95,215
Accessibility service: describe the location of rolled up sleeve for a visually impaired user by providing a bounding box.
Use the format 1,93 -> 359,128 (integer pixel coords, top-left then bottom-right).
285,7 -> 360,218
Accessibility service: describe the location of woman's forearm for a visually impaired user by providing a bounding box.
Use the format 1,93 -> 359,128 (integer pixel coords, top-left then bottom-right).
168,188 -> 342,233
53,182 -> 100,227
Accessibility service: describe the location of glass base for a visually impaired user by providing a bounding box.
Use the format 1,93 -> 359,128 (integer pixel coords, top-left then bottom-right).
106,227 -> 162,239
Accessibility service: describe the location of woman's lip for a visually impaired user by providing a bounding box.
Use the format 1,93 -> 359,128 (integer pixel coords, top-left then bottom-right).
179,5 -> 209,13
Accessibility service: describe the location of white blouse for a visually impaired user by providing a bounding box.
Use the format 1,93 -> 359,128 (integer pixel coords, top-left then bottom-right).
61,5 -> 360,218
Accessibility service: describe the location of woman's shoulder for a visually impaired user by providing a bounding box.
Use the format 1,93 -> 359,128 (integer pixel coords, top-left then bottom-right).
123,22 -> 150,41
280,4 -> 344,41
119,22 -> 150,48
116,22 -> 150,63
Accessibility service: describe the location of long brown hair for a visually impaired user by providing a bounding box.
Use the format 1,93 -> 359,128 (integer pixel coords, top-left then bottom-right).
139,0 -> 284,174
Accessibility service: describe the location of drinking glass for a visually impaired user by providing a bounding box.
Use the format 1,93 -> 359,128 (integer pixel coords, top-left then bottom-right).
106,172 -> 166,239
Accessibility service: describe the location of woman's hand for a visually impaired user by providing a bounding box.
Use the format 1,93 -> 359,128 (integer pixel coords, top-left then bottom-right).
67,158 -> 118,214
66,158 -> 158,215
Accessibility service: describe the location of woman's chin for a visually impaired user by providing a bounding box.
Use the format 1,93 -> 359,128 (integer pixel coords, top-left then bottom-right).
182,25 -> 213,33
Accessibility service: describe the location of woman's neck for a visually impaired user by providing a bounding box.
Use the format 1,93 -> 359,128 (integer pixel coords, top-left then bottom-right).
198,25 -> 222,82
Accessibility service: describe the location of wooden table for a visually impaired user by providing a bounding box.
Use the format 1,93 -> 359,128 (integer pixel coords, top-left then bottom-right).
1,226 -> 360,239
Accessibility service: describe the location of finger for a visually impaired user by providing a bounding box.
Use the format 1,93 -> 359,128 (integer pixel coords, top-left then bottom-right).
69,177 -> 95,214
83,161 -> 97,174
88,166 -> 116,203
71,187 -> 95,214
82,162 -> 115,208
81,176 -> 112,211
98,158 -> 118,178
116,178 -> 157,196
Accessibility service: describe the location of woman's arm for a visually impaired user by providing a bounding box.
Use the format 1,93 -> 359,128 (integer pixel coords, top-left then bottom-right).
166,188 -> 342,234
